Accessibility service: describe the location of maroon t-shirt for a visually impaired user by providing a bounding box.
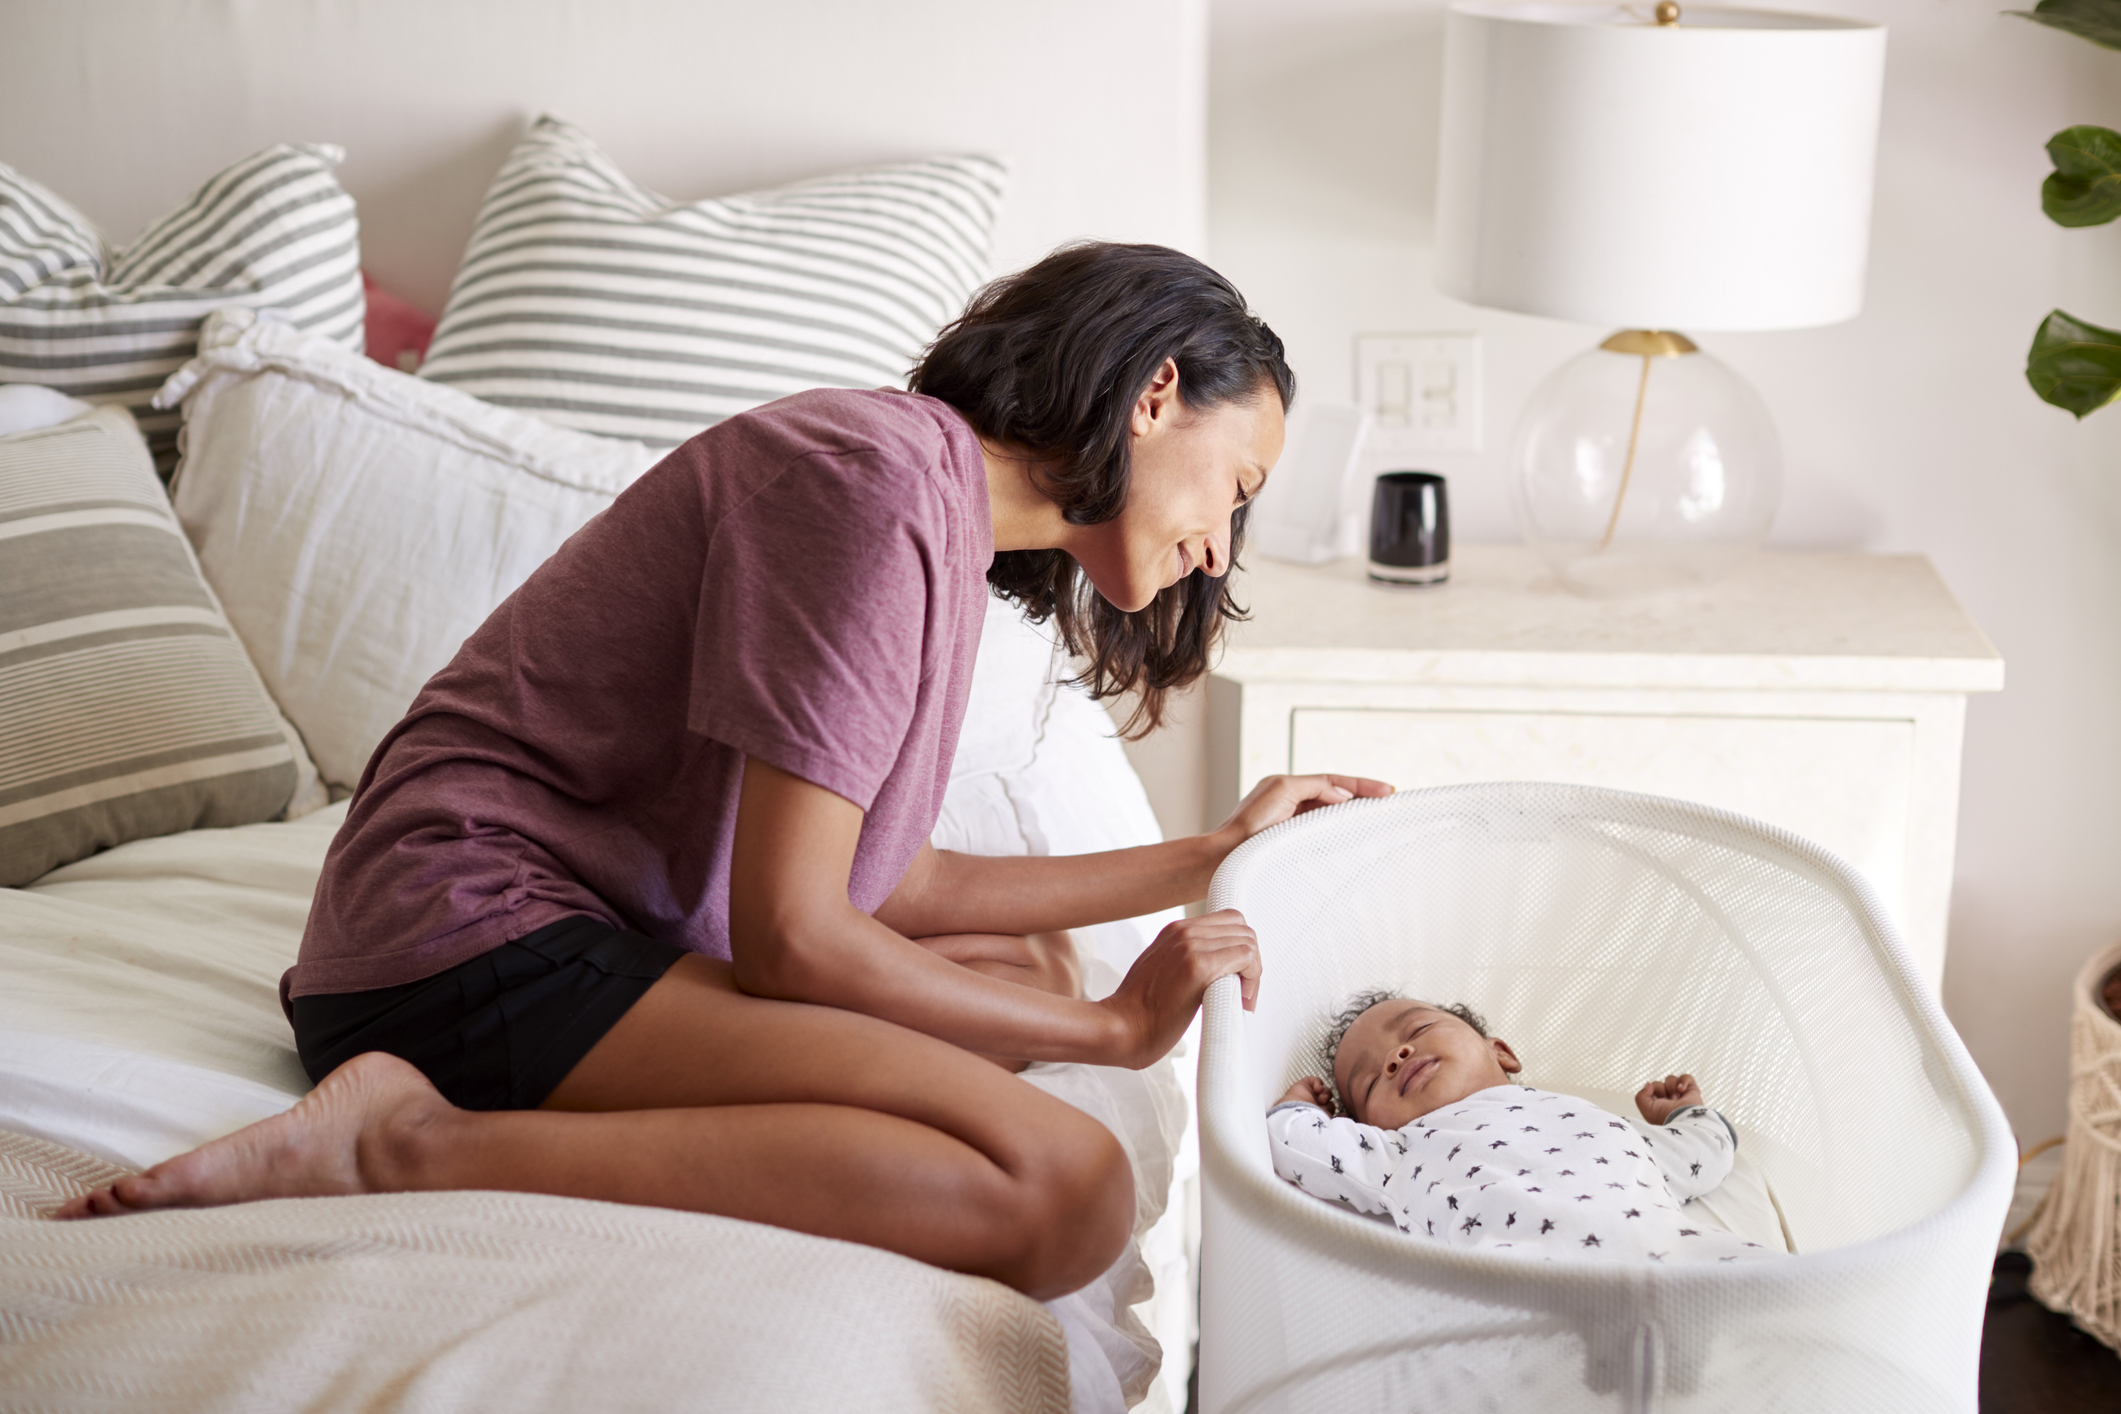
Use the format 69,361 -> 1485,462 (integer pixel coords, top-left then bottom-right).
285,389 -> 992,1003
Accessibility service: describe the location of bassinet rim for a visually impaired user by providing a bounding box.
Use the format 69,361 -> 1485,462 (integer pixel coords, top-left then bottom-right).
1197,779 -> 2016,1295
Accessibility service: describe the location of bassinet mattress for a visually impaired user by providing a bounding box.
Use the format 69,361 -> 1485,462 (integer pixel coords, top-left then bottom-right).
0,806 -> 1181,1413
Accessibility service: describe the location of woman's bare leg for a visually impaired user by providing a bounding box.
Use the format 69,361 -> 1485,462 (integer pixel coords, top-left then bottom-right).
53,955 -> 1133,1299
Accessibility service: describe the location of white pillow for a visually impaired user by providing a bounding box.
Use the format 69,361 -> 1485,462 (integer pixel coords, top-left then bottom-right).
157,307 -> 661,789
417,117 -> 1007,448
0,146 -> 363,473
0,385 -> 91,437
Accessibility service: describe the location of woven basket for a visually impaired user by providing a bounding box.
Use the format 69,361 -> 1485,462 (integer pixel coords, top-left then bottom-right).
2026,940 -> 2121,1348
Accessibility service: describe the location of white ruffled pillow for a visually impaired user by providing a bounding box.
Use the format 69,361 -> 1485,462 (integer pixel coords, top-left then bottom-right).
935,595 -> 1182,983
157,307 -> 662,789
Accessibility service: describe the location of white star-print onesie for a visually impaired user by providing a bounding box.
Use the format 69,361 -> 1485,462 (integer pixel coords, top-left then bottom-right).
1266,1085 -> 1775,1263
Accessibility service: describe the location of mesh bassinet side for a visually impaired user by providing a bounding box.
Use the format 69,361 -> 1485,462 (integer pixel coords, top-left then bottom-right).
1197,783 -> 2014,1413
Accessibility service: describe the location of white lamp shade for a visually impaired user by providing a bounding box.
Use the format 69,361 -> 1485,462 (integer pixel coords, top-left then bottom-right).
1436,3 -> 1886,331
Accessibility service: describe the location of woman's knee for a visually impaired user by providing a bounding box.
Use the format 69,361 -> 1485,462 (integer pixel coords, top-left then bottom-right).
986,1111 -> 1135,1300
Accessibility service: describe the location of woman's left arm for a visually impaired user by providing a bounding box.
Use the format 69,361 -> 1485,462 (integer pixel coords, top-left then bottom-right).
875,773 -> 1392,939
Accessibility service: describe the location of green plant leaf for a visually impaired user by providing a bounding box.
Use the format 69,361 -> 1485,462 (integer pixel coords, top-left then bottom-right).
2044,126 -> 2121,226
2009,0 -> 2121,49
2027,310 -> 2121,417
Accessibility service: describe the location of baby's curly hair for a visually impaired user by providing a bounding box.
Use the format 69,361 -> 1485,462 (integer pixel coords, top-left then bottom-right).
1318,990 -> 1490,1115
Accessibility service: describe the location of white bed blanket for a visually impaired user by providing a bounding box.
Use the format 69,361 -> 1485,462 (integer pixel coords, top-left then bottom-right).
0,1129 -> 1071,1413
0,807 -> 1183,1412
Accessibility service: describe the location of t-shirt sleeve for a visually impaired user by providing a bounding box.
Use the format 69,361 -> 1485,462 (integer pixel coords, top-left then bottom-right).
686,447 -> 948,810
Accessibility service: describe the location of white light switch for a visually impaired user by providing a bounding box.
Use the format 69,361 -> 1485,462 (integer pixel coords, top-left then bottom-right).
1355,333 -> 1481,454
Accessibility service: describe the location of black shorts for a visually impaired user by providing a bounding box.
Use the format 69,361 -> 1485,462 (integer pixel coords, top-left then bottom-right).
290,916 -> 688,1111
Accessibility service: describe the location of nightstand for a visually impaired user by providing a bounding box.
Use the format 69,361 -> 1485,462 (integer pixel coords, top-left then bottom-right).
1206,546 -> 2004,990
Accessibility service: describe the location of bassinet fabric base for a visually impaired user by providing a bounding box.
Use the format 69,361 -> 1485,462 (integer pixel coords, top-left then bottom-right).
1197,783 -> 2013,1413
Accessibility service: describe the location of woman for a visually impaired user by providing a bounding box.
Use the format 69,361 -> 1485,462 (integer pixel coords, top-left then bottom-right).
58,243 -> 1389,1300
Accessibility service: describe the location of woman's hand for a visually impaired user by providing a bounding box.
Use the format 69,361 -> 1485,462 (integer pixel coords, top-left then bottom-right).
1096,910 -> 1261,1069
1635,1073 -> 1704,1125
1207,773 -> 1393,865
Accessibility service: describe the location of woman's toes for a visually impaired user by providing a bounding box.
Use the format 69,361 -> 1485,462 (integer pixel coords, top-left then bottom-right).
49,1192 -> 94,1220
108,1172 -> 165,1210
51,1184 -> 132,1220
89,1184 -> 135,1216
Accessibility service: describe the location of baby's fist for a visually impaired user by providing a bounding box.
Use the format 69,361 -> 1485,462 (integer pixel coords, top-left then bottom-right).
1635,1073 -> 1704,1125
1277,1076 -> 1334,1113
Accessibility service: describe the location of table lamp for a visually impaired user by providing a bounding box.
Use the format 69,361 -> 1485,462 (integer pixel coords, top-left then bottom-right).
1436,1 -> 1886,596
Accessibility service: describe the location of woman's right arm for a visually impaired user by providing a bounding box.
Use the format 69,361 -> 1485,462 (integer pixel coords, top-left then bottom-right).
727,756 -> 1258,1069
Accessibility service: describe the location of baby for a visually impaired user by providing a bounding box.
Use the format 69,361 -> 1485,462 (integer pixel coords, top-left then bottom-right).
1267,990 -> 1774,1264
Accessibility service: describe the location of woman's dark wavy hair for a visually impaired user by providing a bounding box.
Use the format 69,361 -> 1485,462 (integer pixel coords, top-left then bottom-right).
908,242 -> 1295,738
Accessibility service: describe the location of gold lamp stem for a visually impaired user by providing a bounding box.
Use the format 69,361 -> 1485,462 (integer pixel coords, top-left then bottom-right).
1595,329 -> 1697,554
1599,355 -> 1654,552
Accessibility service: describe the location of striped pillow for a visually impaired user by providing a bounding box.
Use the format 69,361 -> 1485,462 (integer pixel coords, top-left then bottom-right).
418,117 -> 1005,447
0,405 -> 314,886
0,145 -> 363,474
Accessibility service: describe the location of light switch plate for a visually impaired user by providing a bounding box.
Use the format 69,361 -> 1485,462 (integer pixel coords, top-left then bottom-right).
1354,333 -> 1481,455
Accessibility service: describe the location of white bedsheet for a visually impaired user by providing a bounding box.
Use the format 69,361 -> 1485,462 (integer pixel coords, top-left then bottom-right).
0,805 -> 1182,1412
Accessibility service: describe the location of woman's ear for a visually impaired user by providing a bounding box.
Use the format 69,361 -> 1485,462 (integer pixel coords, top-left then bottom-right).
1129,357 -> 1182,436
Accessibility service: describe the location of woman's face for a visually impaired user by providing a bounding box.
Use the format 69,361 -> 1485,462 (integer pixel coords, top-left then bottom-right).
1070,360 -> 1286,613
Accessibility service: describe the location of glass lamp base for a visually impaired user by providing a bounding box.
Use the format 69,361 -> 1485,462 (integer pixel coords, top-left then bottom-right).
1510,331 -> 1782,599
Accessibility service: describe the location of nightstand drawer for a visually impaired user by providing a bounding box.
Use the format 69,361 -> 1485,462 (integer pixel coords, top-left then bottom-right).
1289,706 -> 1916,916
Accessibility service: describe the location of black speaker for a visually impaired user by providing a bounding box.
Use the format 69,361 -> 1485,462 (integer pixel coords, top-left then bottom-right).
1368,471 -> 1449,585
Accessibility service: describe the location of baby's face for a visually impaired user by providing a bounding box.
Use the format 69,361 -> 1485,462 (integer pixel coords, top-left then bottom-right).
1332,1001 -> 1521,1130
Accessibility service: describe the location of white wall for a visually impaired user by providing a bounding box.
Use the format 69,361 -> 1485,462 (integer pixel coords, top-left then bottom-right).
0,0 -> 1208,312
1123,0 -> 2121,1143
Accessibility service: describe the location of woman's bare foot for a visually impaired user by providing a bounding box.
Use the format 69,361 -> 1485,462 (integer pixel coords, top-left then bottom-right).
51,1051 -> 451,1220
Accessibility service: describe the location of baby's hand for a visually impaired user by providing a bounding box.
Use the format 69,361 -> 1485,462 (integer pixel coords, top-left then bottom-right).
1635,1073 -> 1704,1125
1276,1076 -> 1334,1113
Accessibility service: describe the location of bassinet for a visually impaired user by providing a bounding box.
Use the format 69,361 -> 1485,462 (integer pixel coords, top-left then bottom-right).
1196,783 -> 2013,1413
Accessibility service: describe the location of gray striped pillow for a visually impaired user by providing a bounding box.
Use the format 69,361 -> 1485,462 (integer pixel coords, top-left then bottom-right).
417,117 -> 1006,447
0,406 -> 308,885
0,145 -> 363,474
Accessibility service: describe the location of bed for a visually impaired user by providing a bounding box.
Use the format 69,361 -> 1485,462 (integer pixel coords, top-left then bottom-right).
0,5 -> 1211,1410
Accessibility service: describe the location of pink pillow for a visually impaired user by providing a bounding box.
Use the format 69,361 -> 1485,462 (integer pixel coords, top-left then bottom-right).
361,272 -> 436,372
